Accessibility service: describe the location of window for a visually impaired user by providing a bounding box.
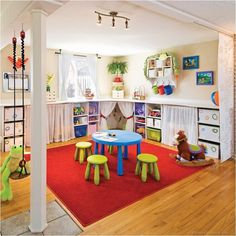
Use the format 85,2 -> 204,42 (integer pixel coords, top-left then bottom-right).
59,55 -> 97,100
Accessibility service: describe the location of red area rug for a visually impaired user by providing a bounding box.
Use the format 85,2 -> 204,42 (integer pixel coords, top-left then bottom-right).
46,142 -> 204,226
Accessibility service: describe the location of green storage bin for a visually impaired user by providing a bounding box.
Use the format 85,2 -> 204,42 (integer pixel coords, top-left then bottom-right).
147,128 -> 161,142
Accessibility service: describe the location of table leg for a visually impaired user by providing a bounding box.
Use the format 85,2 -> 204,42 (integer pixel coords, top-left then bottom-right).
137,142 -> 141,155
117,146 -> 123,176
124,146 -> 128,159
101,144 -> 105,155
94,143 -> 99,154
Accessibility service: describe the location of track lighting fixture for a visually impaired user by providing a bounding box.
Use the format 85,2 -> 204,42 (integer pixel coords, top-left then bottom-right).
95,11 -> 130,29
97,14 -> 102,25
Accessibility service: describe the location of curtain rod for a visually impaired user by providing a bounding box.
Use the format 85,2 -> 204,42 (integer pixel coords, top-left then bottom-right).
54,49 -> 102,59
55,49 -> 101,59
54,49 -> 86,57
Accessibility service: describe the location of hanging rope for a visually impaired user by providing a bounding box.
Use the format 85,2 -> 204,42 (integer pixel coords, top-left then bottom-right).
12,34 -> 17,144
18,28 -> 28,177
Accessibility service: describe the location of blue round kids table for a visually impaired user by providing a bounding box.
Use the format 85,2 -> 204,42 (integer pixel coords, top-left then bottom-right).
92,130 -> 142,176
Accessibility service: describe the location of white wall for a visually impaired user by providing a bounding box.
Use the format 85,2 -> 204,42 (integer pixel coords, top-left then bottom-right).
120,40 -> 218,100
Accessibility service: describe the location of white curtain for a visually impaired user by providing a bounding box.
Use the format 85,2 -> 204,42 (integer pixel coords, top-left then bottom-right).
59,54 -> 73,100
218,33 -> 234,162
87,55 -> 98,97
25,103 -> 74,145
47,103 -> 75,143
162,105 -> 197,146
100,102 -> 117,130
118,102 -> 134,131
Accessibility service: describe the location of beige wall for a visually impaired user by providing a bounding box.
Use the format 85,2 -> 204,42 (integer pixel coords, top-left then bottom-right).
121,40 -> 218,100
0,45 -> 59,103
0,45 -> 113,103
97,56 -> 114,97
1,40 -> 218,102
0,44 -> 31,103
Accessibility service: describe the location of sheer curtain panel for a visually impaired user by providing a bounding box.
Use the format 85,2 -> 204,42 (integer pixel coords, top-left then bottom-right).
118,102 -> 134,131
100,102 -> 117,130
162,105 -> 197,146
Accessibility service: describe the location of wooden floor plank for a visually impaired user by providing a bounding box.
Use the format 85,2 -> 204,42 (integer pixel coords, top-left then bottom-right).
0,137 -> 235,235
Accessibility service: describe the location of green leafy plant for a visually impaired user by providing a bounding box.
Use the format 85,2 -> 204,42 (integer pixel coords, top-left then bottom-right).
107,61 -> 128,75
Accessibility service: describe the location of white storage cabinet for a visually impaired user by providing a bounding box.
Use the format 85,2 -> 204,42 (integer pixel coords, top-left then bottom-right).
197,108 -> 220,159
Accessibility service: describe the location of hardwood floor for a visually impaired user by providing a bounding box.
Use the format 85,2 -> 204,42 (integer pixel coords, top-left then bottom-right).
0,137 -> 235,235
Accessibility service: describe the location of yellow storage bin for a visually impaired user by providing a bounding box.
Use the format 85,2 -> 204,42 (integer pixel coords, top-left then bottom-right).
147,128 -> 161,142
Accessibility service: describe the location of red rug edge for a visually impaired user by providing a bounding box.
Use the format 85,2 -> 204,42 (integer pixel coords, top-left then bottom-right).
47,166 -> 206,227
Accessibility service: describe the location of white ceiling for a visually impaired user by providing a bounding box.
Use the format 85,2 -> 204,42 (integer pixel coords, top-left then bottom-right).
1,0 -> 235,56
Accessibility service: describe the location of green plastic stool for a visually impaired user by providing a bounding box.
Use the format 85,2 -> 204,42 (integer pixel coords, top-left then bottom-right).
135,153 -> 160,182
85,155 -> 110,185
74,142 -> 92,164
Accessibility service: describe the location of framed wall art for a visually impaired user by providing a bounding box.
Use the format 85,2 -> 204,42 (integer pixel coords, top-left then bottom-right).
196,71 -> 214,85
183,55 -> 199,70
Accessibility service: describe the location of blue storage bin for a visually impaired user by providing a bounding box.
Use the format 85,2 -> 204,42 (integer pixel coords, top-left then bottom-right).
74,125 -> 87,137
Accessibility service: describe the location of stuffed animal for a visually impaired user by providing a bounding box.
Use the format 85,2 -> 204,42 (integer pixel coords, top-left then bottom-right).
175,130 -> 206,161
0,145 -> 30,201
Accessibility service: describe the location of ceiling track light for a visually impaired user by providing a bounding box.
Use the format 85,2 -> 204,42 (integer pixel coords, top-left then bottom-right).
97,14 -> 102,25
95,11 -> 130,29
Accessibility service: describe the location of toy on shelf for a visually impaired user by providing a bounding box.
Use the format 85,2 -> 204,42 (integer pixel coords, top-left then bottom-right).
1,145 -> 30,201
136,117 -> 145,123
173,130 -> 214,167
148,109 -> 161,118
89,102 -> 98,115
135,103 -> 145,116
73,106 -> 85,115
135,124 -> 145,137
84,88 -> 94,100
133,86 -> 145,100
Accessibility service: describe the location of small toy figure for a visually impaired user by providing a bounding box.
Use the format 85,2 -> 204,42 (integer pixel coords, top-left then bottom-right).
173,130 -> 214,167
0,145 -> 30,201
175,130 -> 206,161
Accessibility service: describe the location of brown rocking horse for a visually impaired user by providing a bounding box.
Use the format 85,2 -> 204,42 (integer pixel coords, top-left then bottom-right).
175,130 -> 214,167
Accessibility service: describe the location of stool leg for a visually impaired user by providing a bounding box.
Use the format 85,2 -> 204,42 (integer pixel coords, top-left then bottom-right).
79,149 -> 85,164
135,160 -> 141,175
148,163 -> 153,174
85,163 -> 91,180
124,146 -> 128,159
74,147 -> 79,161
104,163 -> 110,180
89,146 -> 93,155
141,163 -> 147,182
108,146 -> 113,154
94,165 -> 100,185
101,144 -> 105,155
153,163 -> 160,181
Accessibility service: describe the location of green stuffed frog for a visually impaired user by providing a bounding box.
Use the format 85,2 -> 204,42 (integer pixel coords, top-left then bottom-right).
0,145 -> 30,201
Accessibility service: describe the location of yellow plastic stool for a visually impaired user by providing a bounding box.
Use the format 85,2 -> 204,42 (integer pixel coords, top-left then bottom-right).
74,142 -> 92,164
135,153 -> 160,182
85,155 -> 110,185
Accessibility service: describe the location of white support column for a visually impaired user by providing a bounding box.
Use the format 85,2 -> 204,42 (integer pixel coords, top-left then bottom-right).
29,9 -> 48,232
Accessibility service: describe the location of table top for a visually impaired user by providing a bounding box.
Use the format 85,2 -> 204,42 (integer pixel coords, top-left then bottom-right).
92,130 -> 142,146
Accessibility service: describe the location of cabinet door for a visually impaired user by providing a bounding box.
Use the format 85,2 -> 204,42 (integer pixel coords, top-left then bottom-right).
4,122 -> 23,136
4,136 -> 23,151
198,109 -> 220,125
4,107 -> 23,121
198,124 -> 220,142
198,141 -> 219,159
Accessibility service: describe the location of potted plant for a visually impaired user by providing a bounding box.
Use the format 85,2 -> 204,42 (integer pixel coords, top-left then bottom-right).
107,61 -> 128,82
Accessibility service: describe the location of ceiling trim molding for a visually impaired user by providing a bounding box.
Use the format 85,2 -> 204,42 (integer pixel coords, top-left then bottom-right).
148,0 -> 234,37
